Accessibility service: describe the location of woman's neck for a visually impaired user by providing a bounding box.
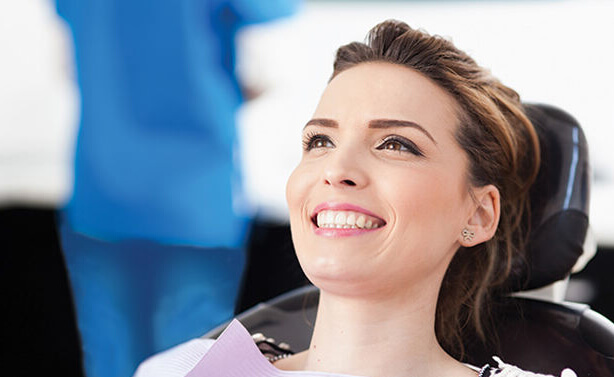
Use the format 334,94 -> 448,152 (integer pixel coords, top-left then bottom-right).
286,284 -> 473,377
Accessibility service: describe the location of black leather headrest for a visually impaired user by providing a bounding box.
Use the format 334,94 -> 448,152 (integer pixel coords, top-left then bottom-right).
506,104 -> 591,292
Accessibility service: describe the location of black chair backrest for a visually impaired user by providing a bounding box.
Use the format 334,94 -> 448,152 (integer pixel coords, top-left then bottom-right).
464,295 -> 614,376
506,104 -> 591,291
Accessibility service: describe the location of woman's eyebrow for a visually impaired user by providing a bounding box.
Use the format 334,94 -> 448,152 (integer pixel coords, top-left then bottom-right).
368,119 -> 437,145
303,118 -> 436,145
303,118 -> 338,129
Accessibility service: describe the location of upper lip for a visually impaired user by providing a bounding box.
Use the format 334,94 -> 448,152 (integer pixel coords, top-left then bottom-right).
311,202 -> 386,225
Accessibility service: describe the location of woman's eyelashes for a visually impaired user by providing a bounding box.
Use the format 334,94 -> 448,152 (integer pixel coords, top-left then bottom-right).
302,132 -> 335,151
302,132 -> 424,157
376,135 -> 424,157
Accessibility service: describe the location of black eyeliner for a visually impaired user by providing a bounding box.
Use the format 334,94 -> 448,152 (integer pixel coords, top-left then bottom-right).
377,135 -> 424,156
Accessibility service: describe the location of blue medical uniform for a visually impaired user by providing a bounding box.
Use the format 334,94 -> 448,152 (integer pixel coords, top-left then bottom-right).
55,1 -> 299,376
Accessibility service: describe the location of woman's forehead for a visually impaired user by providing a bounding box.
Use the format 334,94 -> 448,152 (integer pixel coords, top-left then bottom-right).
314,62 -> 461,137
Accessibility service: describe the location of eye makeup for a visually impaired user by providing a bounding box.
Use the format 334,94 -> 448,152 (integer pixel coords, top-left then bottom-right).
302,131 -> 335,152
376,135 -> 424,157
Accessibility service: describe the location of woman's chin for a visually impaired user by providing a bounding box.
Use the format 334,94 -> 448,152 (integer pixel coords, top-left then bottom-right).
302,261 -> 374,296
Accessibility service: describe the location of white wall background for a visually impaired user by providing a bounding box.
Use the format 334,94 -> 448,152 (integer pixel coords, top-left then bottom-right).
0,0 -> 78,206
236,0 -> 614,246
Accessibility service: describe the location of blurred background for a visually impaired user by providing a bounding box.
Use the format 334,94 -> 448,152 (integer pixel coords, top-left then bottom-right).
1,0 -> 613,376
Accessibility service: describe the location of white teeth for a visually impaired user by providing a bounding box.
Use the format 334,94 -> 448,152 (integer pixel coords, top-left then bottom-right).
356,215 -> 366,228
346,213 -> 356,226
315,210 -> 383,229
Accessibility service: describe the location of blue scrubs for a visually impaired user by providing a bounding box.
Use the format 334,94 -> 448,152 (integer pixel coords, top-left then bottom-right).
55,1 -> 299,376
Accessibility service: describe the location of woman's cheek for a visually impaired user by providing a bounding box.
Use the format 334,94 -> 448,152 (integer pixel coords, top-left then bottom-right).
286,164 -> 309,221
286,163 -> 301,201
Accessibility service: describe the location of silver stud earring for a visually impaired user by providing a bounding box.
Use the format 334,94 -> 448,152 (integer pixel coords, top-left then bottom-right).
462,228 -> 475,242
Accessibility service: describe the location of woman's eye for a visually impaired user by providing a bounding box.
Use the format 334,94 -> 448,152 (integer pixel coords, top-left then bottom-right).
303,133 -> 334,151
382,140 -> 404,151
376,137 -> 423,156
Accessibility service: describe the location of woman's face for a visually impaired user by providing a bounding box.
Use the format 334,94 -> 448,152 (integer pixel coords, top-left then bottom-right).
286,62 -> 476,298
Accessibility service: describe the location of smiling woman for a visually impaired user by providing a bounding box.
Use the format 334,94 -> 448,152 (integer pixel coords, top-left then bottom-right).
134,20 -> 576,377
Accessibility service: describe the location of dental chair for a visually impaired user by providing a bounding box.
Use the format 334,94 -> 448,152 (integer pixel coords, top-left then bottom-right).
206,104 -> 614,376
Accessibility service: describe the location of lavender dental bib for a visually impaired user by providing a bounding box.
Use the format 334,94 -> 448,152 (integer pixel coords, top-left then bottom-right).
185,320 -> 363,377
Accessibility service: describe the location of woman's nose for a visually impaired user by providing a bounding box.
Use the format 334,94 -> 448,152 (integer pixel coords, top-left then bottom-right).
323,149 -> 368,189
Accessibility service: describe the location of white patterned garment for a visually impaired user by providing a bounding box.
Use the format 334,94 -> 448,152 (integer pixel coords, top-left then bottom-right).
478,356 -> 577,377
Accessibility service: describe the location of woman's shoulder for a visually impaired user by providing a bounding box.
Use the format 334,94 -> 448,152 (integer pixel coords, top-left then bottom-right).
133,337 -> 216,377
479,356 -> 577,377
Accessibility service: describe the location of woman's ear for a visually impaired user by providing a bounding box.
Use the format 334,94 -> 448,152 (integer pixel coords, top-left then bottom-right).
460,185 -> 500,247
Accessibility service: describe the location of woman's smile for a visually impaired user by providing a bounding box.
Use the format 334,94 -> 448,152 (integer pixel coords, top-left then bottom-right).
311,202 -> 387,236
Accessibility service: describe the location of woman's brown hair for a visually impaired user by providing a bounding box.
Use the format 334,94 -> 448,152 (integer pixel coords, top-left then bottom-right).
331,20 -> 540,358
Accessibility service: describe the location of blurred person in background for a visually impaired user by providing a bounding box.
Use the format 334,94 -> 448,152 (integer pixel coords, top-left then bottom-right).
54,1 -> 299,376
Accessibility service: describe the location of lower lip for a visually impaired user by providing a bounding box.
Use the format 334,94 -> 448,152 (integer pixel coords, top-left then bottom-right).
312,223 -> 383,237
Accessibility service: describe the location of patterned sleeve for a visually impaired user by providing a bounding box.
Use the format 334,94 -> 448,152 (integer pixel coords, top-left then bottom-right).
482,356 -> 577,377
